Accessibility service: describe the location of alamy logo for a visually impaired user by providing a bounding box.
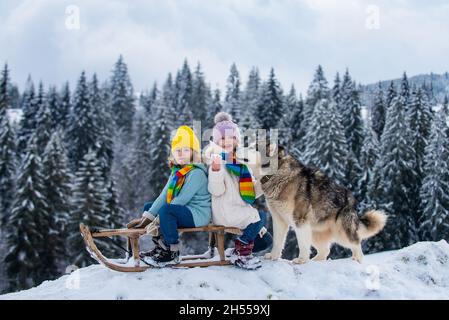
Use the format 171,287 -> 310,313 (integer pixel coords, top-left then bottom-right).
365,5 -> 380,30
365,265 -> 381,290
65,265 -> 80,290
65,5 -> 81,31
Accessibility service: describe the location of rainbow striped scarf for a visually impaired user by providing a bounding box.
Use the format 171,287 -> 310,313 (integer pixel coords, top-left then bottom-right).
166,164 -> 195,203
221,152 -> 255,205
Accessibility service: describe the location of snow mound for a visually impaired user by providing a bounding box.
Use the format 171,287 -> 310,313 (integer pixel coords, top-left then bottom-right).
2,241 -> 449,300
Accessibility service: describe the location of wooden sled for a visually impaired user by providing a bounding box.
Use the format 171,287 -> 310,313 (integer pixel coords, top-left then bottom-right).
79,223 -> 242,272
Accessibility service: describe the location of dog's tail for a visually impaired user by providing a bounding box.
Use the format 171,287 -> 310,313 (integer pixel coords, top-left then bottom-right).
357,209 -> 387,239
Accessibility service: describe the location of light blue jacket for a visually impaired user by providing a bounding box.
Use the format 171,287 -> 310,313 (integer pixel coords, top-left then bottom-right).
146,164 -> 211,227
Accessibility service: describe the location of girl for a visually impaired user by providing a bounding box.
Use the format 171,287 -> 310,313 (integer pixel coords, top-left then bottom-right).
204,112 -> 272,269
127,126 -> 211,267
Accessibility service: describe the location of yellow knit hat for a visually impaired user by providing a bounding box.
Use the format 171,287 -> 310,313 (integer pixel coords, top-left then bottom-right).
171,126 -> 200,154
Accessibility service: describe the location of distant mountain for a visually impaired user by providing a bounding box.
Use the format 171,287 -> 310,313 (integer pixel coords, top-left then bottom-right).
361,72 -> 449,107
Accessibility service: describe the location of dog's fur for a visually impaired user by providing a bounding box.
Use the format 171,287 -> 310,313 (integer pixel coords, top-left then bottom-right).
249,143 -> 387,264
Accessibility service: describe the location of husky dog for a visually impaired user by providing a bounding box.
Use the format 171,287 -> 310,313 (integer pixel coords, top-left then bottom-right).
250,142 -> 387,264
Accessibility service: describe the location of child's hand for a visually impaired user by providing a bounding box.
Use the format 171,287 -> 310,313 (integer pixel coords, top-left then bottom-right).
211,154 -> 222,172
126,216 -> 151,229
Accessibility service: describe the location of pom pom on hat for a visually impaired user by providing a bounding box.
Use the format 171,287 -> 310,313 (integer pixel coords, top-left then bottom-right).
214,111 -> 233,124
212,112 -> 241,144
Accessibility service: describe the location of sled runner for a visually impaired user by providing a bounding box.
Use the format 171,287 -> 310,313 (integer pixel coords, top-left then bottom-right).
79,223 -> 243,272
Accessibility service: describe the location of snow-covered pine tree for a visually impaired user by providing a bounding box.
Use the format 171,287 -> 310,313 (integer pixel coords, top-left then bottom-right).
0,64 -> 16,227
139,91 -> 148,113
279,85 -> 300,150
303,99 -> 348,186
424,81 -> 438,108
358,126 -> 380,208
345,151 -> 364,200
339,70 -> 365,160
443,95 -> 448,115
332,72 -> 342,107
361,156 -> 385,254
371,82 -> 386,140
103,177 -> 124,232
18,75 -> 33,111
191,62 -> 208,122
35,82 -> 47,111
0,63 -> 9,118
90,74 -> 114,178
5,138 -> 50,291
369,81 -> 397,209
419,108 -> 449,241
0,65 -> 15,291
141,82 -> 159,115
161,73 -> 177,132
256,68 -> 284,131
240,67 -> 261,130
149,101 -> 171,195
175,59 -> 194,126
290,94 -> 306,157
7,87 -> 20,111
47,86 -> 61,129
0,115 -> 16,228
224,63 -> 242,121
121,112 -> 154,213
398,74 -> 422,233
58,82 -> 71,130
66,71 -> 100,171
368,93 -> 418,250
399,72 -> 411,106
110,55 -> 135,136
17,78 -> 38,154
67,150 -> 110,267
385,81 -> 397,110
41,131 -> 72,276
205,88 -> 223,130
92,75 -> 123,242
407,86 -> 433,222
443,95 -> 449,137
114,158 -> 134,217
304,65 -> 330,124
34,87 -> 53,156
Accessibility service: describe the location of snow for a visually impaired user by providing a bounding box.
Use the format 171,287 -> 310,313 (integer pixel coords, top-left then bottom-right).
361,106 -> 369,122
1,241 -> 449,300
7,108 -> 23,124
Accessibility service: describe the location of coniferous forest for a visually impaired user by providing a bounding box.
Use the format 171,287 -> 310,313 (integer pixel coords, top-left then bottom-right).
1,56 -> 448,293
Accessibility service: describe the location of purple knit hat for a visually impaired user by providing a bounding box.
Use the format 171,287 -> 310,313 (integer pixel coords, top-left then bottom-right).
212,112 -> 241,144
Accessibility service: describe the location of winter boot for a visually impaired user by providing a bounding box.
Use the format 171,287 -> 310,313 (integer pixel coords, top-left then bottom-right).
145,242 -> 181,267
229,238 -> 262,270
140,236 -> 165,259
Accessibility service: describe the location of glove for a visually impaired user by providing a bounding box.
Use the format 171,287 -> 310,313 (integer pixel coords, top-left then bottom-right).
126,216 -> 152,229
145,216 -> 160,236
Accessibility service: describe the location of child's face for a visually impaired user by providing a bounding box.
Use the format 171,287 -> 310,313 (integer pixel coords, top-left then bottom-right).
173,147 -> 193,165
219,136 -> 236,153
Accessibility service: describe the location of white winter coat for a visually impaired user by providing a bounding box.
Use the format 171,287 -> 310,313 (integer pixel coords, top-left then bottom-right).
203,142 -> 263,230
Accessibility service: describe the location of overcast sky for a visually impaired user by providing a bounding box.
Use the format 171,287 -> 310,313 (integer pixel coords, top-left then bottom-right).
1,0 -> 448,95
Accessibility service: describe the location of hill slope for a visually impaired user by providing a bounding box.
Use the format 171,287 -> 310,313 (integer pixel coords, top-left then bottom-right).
1,241 -> 449,300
